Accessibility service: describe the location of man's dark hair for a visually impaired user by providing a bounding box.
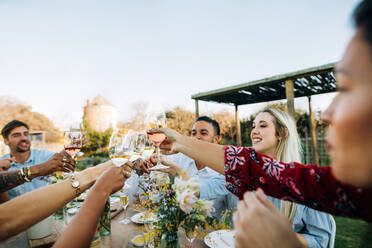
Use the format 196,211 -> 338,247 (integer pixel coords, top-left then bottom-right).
196,116 -> 220,136
353,0 -> 372,48
1,120 -> 29,139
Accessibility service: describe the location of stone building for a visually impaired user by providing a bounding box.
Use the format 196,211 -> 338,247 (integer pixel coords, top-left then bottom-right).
84,95 -> 118,132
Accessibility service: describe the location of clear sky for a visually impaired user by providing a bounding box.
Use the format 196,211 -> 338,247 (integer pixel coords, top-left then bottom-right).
0,0 -> 360,128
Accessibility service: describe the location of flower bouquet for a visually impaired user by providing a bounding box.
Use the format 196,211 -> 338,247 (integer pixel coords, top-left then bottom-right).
138,174 -> 215,248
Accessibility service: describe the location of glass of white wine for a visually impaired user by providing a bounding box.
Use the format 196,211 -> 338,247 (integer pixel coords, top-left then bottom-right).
139,133 -> 155,160
185,226 -> 198,248
144,211 -> 156,248
119,188 -> 131,225
109,129 -> 135,167
132,132 -> 147,161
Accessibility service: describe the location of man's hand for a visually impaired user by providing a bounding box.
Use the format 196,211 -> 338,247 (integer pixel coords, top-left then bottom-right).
132,158 -> 152,175
0,157 -> 15,172
234,188 -> 303,248
31,151 -> 76,178
149,154 -> 188,178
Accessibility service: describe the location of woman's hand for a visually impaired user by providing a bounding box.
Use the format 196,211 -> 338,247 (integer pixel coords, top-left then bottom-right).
91,162 -> 133,195
148,128 -> 182,155
234,188 -> 303,248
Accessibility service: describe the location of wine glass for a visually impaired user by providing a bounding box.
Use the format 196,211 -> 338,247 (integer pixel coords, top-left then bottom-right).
144,211 -> 156,248
109,129 -> 138,193
132,132 -> 147,161
141,135 -> 155,160
109,129 -> 135,167
185,226 -> 198,248
146,112 -> 168,170
64,131 -> 83,160
119,187 -> 131,224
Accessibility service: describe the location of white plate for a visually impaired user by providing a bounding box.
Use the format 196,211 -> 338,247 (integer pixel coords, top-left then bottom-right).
110,196 -> 120,205
130,212 -> 157,224
204,230 -> 235,248
149,164 -> 169,170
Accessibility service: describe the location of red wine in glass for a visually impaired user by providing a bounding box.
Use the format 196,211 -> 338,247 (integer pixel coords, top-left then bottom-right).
64,146 -> 82,158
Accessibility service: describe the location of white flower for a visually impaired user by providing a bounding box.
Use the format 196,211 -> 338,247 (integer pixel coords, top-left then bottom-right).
173,176 -> 201,195
187,177 -> 201,193
173,176 -> 188,194
194,199 -> 214,217
173,176 -> 202,214
177,189 -> 198,214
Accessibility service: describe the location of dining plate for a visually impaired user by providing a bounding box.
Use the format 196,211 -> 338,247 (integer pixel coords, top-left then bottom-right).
131,234 -> 148,246
130,212 -> 157,224
204,229 -> 235,248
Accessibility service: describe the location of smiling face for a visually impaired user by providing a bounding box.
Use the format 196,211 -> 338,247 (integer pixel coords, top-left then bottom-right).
4,126 -> 31,153
191,120 -> 219,144
321,29 -> 372,187
251,112 -> 279,159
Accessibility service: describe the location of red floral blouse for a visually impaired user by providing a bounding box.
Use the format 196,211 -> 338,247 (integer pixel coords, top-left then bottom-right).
224,145 -> 372,222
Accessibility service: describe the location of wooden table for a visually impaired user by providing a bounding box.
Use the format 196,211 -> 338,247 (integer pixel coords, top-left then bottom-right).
30,207 -> 209,248
109,208 -> 209,248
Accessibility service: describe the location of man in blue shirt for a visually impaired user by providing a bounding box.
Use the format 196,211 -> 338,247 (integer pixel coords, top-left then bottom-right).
161,116 -> 229,217
0,120 -> 76,200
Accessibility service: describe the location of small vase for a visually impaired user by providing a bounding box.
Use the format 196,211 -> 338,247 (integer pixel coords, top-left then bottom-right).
161,231 -> 181,248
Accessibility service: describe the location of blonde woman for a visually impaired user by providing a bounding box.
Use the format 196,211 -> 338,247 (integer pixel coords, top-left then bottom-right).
251,108 -> 332,247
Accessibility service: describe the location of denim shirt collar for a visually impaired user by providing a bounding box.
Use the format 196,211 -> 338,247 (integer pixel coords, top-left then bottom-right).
7,150 -> 34,167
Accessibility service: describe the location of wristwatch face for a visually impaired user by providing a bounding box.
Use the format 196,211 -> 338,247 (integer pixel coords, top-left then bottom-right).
72,181 -> 80,188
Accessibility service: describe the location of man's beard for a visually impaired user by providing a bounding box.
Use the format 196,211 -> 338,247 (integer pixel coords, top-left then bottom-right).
16,140 -> 31,153
16,147 -> 30,153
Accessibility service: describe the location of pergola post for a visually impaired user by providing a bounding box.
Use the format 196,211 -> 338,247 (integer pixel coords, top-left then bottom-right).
195,99 -> 199,119
285,79 -> 295,119
308,96 -> 319,166
235,104 -> 242,146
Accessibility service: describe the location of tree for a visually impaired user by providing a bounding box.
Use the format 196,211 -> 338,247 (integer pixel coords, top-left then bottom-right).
211,110 -> 236,145
0,95 -> 60,142
81,116 -> 112,156
166,106 -> 196,136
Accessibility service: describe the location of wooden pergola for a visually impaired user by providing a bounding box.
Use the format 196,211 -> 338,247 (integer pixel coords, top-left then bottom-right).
192,62 -> 336,165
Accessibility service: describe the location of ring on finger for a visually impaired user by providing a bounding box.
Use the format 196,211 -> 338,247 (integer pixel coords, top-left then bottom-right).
62,156 -> 67,162
63,162 -> 66,167
123,171 -> 130,178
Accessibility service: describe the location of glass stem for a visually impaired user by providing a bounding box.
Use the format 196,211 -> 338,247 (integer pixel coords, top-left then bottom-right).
123,206 -> 127,220
156,146 -> 161,166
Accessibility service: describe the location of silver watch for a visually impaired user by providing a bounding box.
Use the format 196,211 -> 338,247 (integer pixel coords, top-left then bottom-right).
70,174 -> 81,197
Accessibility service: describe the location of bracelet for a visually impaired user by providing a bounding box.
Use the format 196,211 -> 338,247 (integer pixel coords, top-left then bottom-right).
21,167 -> 31,182
19,168 -> 27,182
26,166 -> 32,181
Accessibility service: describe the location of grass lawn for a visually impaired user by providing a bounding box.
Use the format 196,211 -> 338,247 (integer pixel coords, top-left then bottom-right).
334,216 -> 372,248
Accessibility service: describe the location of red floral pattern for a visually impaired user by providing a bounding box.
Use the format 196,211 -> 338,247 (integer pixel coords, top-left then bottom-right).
224,145 -> 372,222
